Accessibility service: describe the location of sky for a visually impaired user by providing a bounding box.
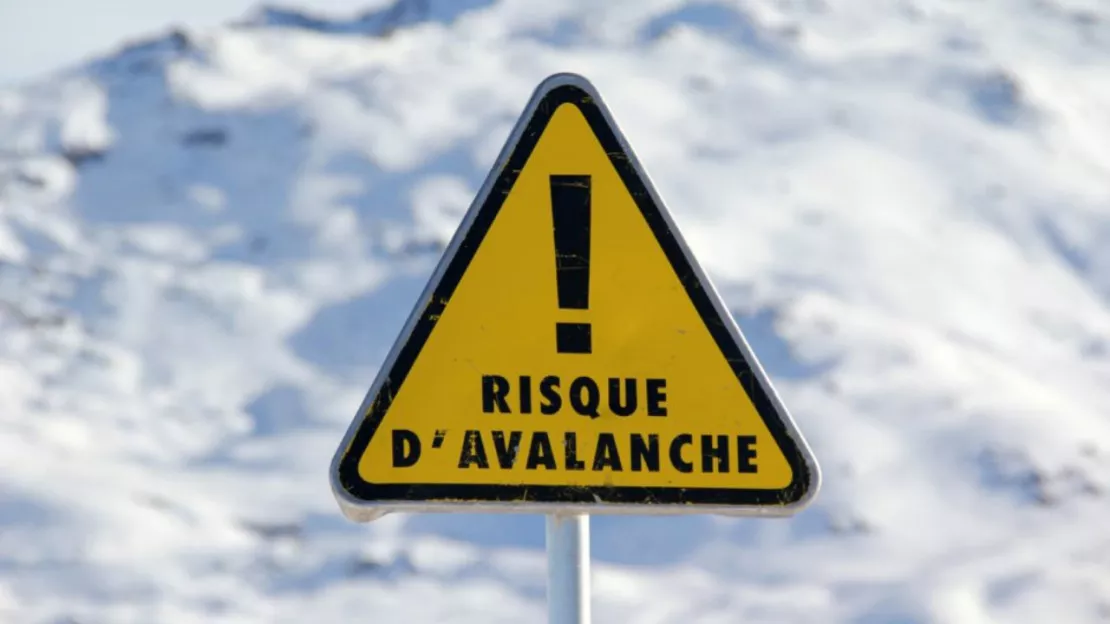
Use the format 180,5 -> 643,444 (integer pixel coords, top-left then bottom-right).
0,0 -> 392,85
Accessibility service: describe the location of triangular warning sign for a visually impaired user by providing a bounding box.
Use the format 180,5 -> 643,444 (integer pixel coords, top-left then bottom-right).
331,73 -> 819,520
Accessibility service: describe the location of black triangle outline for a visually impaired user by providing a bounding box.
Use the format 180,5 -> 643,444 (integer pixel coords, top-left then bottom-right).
332,74 -> 818,515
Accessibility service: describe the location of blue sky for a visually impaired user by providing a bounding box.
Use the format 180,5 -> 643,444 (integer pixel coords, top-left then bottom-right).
0,0 -> 389,85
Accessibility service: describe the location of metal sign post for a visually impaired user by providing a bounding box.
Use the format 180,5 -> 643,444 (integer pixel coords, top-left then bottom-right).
546,513 -> 590,624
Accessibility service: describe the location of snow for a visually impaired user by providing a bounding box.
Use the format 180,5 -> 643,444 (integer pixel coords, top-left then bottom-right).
2,0 -> 1110,621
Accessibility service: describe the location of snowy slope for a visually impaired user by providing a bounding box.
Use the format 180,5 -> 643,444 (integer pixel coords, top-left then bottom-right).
2,0 -> 1110,621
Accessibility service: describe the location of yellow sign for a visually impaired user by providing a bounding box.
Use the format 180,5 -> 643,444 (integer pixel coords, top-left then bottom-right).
331,73 -> 819,520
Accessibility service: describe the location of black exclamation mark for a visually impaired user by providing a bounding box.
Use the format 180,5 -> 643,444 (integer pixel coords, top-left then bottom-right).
550,175 -> 592,354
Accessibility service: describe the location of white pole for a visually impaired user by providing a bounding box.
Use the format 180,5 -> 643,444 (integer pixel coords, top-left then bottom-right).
546,513 -> 591,624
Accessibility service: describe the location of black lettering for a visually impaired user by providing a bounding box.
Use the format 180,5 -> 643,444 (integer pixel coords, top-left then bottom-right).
608,378 -> 637,416
647,378 -> 667,416
391,429 -> 421,468
540,376 -> 562,414
669,434 -> 693,473
570,376 -> 600,418
737,435 -> 757,473
526,432 -> 557,470
592,433 -> 623,471
519,375 -> 533,414
564,432 -> 585,470
458,430 -> 489,469
492,430 -> 523,469
482,375 -> 510,413
630,434 -> 659,472
701,434 -> 729,473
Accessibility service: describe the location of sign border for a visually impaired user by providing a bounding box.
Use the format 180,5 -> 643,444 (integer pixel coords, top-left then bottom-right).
330,72 -> 821,521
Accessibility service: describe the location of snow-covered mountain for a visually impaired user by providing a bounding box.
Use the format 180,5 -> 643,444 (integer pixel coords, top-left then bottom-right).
2,0 -> 1110,621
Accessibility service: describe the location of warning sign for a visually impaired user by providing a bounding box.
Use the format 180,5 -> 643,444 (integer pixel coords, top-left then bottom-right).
331,73 -> 820,519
